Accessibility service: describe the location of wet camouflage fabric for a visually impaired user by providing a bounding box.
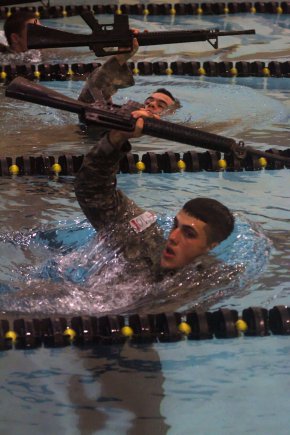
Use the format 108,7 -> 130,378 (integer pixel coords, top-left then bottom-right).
76,55 -> 166,278
74,134 -> 166,278
75,54 -> 236,288
78,56 -> 135,105
0,38 -> 42,64
78,56 -> 142,138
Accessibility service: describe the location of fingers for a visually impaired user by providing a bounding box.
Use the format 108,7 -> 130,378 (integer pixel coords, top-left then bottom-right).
118,37 -> 139,53
108,115 -> 145,145
131,37 -> 139,55
115,37 -> 139,65
131,109 -> 160,120
108,108 -> 158,146
135,117 -> 144,133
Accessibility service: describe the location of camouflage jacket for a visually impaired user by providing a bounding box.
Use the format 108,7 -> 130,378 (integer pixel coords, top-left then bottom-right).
78,55 -> 135,105
76,55 -> 166,278
74,141 -> 239,298
75,56 -> 240,292
74,134 -> 165,278
78,55 -> 142,134
0,42 -> 41,64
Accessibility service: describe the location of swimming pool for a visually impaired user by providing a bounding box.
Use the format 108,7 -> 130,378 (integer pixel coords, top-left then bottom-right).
0,5 -> 290,434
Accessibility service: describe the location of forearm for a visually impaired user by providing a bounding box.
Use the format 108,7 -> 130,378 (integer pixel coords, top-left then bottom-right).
74,134 -> 132,230
75,128 -> 163,268
78,56 -> 135,104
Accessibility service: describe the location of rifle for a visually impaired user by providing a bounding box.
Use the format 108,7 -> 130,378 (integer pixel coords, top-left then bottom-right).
27,11 -> 256,56
0,0 -> 43,6
5,76 -> 290,165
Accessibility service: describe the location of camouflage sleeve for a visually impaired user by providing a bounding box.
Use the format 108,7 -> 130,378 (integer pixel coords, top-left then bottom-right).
74,134 -> 143,231
0,43 -> 9,53
78,56 -> 135,104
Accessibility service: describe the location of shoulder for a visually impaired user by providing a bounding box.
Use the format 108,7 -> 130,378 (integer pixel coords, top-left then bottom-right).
0,43 -> 11,53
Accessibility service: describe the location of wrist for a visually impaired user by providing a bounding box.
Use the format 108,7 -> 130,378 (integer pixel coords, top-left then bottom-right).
108,130 -> 127,146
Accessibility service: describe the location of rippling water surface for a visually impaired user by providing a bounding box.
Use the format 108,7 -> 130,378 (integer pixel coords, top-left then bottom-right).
0,169 -> 288,315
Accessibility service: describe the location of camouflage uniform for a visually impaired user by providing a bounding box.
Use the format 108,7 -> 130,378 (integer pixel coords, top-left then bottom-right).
75,56 -> 241,298
0,43 -> 12,53
0,42 -> 42,64
74,134 -> 166,277
76,55 -> 166,280
78,55 -> 135,105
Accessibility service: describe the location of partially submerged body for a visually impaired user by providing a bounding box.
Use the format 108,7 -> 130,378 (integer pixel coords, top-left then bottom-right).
0,11 -> 42,64
75,46 -> 237,303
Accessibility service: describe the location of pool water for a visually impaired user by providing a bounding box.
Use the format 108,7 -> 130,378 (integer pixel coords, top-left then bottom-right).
0,7 -> 290,435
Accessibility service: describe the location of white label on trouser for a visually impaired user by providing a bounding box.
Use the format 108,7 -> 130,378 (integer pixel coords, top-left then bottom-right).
129,211 -> 157,233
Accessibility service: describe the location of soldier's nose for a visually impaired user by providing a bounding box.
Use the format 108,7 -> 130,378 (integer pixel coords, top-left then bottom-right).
169,228 -> 180,244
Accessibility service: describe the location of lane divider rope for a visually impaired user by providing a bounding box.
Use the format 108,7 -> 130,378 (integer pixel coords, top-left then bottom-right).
2,150 -> 290,177
1,305 -> 290,350
1,2 -> 290,19
1,60 -> 290,80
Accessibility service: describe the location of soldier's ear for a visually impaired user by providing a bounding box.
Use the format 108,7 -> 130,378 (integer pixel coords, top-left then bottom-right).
208,241 -> 218,251
10,33 -> 19,45
10,32 -> 23,50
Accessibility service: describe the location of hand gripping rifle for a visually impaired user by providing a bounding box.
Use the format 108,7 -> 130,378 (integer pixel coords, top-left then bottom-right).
27,11 -> 256,56
5,77 -> 290,166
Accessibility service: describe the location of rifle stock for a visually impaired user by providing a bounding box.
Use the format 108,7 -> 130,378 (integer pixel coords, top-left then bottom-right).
27,11 -> 256,55
0,0 -> 40,6
28,13 -> 133,56
5,77 -> 136,131
5,76 -> 87,114
5,77 -> 290,165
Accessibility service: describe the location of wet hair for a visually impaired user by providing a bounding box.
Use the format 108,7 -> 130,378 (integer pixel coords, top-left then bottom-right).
154,87 -> 181,109
4,11 -> 36,45
182,197 -> 235,245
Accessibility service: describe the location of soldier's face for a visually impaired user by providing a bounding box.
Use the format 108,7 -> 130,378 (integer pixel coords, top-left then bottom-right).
160,210 -> 217,269
11,18 -> 40,52
144,92 -> 175,115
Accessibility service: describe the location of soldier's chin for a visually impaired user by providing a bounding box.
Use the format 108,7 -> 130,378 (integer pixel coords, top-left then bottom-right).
160,256 -> 176,269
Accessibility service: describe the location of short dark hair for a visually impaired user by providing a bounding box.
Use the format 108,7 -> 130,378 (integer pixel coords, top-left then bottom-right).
155,87 -> 181,109
4,11 -> 36,45
182,197 -> 234,245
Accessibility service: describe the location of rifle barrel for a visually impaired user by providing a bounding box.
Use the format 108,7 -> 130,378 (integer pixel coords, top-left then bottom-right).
215,29 -> 256,37
143,118 -> 290,163
142,117 -> 236,153
137,29 -> 256,46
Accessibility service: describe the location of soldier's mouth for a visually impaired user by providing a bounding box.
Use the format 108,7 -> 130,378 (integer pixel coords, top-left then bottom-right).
163,245 -> 175,258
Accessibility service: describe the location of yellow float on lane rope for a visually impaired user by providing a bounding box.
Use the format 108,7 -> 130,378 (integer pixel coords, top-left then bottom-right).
258,157 -> 267,168
63,327 -> 76,341
235,319 -> 248,332
121,326 -> 134,337
9,164 -> 20,175
178,322 -> 192,335
51,163 -> 62,174
5,331 -> 18,342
